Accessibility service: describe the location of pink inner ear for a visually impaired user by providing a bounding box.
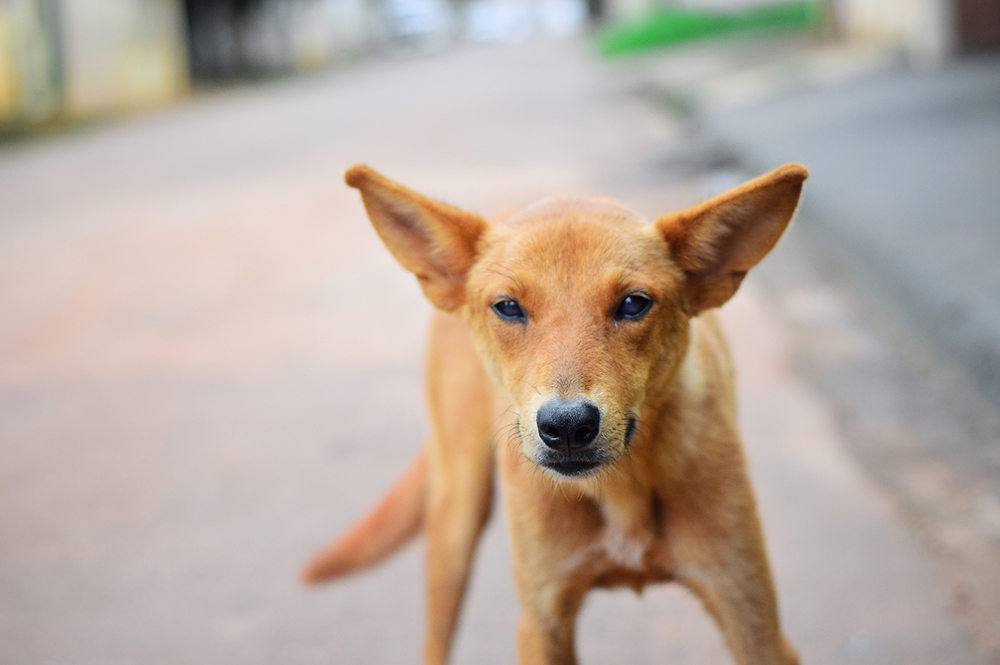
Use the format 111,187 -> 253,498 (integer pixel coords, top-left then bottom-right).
656,164 -> 807,314
681,267 -> 748,315
348,165 -> 490,312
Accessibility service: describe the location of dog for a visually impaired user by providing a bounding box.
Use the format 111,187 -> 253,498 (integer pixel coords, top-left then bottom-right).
303,163 -> 807,665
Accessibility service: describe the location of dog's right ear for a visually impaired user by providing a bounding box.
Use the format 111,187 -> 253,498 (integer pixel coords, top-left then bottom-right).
345,165 -> 489,311
654,163 -> 807,315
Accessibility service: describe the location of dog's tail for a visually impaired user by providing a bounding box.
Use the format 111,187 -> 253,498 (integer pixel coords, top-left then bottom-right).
301,448 -> 427,584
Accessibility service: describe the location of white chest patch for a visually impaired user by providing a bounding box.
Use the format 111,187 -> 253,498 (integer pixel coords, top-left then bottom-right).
555,492 -> 659,578
601,527 -> 651,570
558,526 -> 653,577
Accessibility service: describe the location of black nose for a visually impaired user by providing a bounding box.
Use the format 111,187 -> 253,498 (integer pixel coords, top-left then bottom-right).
536,400 -> 601,453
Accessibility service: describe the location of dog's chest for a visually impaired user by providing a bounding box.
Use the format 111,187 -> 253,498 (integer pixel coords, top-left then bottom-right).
560,495 -> 672,588
599,525 -> 653,569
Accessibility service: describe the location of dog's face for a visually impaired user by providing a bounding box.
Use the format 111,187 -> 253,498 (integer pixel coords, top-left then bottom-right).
345,165 -> 806,479
462,199 -> 689,477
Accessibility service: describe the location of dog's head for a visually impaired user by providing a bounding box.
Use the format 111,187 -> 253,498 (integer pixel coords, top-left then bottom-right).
346,165 -> 806,479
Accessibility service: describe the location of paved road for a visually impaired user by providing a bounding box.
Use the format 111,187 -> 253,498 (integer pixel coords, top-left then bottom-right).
0,37 -> 984,664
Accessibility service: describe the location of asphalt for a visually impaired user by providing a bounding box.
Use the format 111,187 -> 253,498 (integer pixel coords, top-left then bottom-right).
0,35 -> 994,664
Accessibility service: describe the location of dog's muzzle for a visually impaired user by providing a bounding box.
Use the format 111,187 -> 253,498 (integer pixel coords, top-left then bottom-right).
535,399 -> 604,476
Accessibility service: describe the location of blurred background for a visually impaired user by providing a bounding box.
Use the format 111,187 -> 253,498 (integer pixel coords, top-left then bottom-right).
1,0 -> 999,664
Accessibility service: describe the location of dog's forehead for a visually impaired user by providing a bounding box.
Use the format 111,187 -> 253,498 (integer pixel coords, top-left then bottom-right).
492,197 -> 653,263
470,197 -> 679,305
503,197 -> 647,230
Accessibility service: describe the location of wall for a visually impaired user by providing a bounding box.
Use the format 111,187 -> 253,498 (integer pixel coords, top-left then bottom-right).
0,0 -> 61,123
61,0 -> 188,116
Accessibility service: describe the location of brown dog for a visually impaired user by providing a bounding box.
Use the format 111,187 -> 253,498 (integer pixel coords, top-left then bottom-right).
303,163 -> 808,665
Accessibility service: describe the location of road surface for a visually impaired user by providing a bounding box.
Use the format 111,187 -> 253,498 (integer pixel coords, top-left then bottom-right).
0,36 -> 984,664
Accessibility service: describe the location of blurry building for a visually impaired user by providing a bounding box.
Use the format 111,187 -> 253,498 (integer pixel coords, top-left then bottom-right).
665,0 -> 999,59
1,0 -> 188,124
1,0 -> 996,128
0,0 -> 63,122
831,0 -> 1000,60
183,0 -> 370,80
0,0 -> 370,127
61,0 -> 188,115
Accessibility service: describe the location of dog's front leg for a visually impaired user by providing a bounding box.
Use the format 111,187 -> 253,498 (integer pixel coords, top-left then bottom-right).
421,312 -> 498,664
498,445 -> 599,665
422,437 -> 494,664
513,581 -> 586,665
668,472 -> 799,665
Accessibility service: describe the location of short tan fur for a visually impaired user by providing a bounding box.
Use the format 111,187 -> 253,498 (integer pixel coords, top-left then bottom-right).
304,164 -> 808,665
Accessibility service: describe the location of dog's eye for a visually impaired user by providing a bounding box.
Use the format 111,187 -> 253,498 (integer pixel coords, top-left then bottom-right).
614,294 -> 652,321
492,299 -> 526,321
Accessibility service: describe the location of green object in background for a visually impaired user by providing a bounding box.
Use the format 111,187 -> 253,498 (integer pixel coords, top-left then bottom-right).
596,1 -> 823,57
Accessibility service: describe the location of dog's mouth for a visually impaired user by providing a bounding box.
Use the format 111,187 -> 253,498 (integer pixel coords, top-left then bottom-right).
528,415 -> 637,478
539,459 -> 604,477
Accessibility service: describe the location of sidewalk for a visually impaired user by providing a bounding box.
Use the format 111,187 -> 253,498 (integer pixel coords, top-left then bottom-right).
0,36 -> 989,664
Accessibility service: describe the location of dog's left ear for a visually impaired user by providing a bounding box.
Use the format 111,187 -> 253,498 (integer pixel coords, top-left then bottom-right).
345,165 -> 489,312
655,163 -> 807,315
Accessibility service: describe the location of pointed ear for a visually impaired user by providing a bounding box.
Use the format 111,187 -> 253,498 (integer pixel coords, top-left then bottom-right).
654,164 -> 807,315
345,165 -> 489,311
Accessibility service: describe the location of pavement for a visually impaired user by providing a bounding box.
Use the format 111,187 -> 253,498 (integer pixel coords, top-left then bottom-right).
0,35 -> 994,664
